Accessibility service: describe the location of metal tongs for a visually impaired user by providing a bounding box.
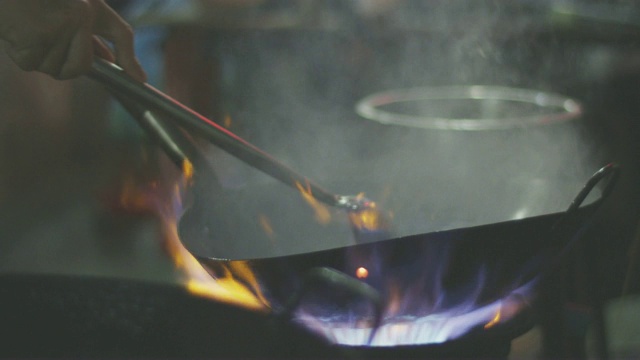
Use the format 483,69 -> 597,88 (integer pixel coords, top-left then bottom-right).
88,58 -> 368,212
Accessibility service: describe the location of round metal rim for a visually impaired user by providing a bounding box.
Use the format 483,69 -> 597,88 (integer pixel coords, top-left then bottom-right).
355,86 -> 582,131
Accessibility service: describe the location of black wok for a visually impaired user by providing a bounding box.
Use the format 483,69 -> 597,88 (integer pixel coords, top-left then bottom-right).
186,164 -> 617,348
178,174 -> 605,259
0,166 -> 615,358
0,274 -> 339,358
0,273 -> 517,358
87,60 -> 619,349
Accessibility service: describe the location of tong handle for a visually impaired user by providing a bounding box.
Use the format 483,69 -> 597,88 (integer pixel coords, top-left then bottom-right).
89,58 -> 341,208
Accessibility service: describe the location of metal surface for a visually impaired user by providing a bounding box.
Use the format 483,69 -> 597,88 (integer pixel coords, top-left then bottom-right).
355,86 -> 582,130
177,175 -> 606,260
103,51 -> 618,347
89,59 -> 364,211
0,274 -> 338,358
111,93 -> 192,169
192,165 -> 618,347
0,273 -> 515,359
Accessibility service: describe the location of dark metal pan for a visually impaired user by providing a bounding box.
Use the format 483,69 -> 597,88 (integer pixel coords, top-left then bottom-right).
177,174 -> 606,260
0,163 -> 616,357
191,164 -> 618,348
0,272 -> 520,358
0,274 -> 339,358
87,59 -> 619,349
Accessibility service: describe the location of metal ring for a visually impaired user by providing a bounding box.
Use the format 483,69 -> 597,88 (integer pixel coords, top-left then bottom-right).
355,86 -> 582,131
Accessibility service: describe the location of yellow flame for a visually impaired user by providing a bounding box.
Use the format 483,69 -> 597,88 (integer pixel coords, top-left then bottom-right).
114,161 -> 268,312
224,114 -> 232,129
117,177 -> 155,212
165,175 -> 268,310
164,212 -> 267,311
347,193 -> 389,232
181,159 -> 194,184
258,214 -> 275,239
295,181 -> 331,224
226,262 -> 269,305
356,267 -> 369,279
484,308 -> 502,329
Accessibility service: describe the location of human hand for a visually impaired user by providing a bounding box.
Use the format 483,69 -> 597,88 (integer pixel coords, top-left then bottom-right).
0,0 -> 145,81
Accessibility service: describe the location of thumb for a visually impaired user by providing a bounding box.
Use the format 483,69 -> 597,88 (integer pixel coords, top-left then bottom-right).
91,0 -> 146,82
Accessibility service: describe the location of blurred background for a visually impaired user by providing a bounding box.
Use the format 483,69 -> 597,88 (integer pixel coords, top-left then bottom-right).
0,0 -> 639,358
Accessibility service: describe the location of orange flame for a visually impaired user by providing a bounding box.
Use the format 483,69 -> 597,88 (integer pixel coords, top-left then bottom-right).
347,193 -> 391,232
164,216 -> 266,311
356,267 -> 369,279
169,162 -> 267,310
116,177 -> 158,213
113,155 -> 267,312
181,159 -> 194,184
258,214 -> 274,237
295,181 -> 331,224
484,307 -> 501,329
223,114 -> 232,129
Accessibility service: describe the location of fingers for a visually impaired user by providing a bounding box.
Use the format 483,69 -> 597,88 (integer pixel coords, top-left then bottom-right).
55,1 -> 125,80
58,35 -> 115,80
5,42 -> 47,72
1,0 -> 145,81
91,36 -> 115,62
92,0 -> 146,82
2,0 -> 88,79
55,26 -> 94,80
37,27 -> 76,79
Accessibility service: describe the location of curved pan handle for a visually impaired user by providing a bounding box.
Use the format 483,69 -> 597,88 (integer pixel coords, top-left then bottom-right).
539,163 -> 620,280
547,163 -> 620,245
565,162 -> 620,214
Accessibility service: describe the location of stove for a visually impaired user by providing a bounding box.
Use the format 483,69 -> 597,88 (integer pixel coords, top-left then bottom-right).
1,1 -> 639,358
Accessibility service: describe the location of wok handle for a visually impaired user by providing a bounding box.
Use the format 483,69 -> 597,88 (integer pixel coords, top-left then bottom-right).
565,163 -> 620,214
537,164 -> 620,359
549,163 -> 620,240
88,58 -> 342,208
524,163 -> 621,284
539,163 -> 620,278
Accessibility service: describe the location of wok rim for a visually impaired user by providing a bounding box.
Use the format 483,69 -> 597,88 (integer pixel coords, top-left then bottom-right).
200,199 -> 600,262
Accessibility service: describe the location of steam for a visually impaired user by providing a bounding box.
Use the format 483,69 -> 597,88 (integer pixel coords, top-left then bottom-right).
183,1 -> 605,258
166,2 -> 614,347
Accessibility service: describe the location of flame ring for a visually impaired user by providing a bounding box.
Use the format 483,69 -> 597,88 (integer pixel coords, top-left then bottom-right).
355,86 -> 582,131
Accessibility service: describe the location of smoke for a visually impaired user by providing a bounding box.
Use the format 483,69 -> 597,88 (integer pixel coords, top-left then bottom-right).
182,0 -> 607,259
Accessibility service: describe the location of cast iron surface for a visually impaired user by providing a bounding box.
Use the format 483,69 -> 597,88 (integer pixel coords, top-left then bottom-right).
0,166 -> 615,358
0,274 -> 518,359
0,273 -> 523,359
0,274 -> 337,358
184,166 -> 615,349
178,177 -> 598,260
196,203 -> 598,345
